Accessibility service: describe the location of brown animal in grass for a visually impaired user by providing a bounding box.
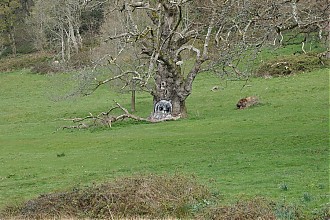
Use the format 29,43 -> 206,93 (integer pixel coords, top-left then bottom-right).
236,96 -> 259,109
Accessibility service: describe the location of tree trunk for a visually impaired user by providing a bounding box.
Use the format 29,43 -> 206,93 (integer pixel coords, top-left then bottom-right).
76,27 -> 83,49
9,30 -> 16,56
171,97 -> 187,118
68,19 -> 79,53
153,63 -> 188,117
131,80 -> 136,112
152,93 -> 187,118
61,28 -> 65,61
327,28 -> 330,59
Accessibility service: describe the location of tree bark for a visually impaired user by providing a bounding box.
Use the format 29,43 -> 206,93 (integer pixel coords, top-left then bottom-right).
152,62 -> 187,117
68,19 -> 79,53
61,28 -> 65,61
151,2 -> 215,118
131,80 -> 136,112
9,31 -> 17,56
149,2 -> 189,117
327,27 -> 330,59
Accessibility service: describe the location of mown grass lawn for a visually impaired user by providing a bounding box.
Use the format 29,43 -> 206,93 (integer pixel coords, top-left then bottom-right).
0,68 -> 329,217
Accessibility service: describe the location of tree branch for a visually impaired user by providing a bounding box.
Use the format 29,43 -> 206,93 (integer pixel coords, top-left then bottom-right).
182,2 -> 217,96
61,100 -> 182,130
175,45 -> 201,61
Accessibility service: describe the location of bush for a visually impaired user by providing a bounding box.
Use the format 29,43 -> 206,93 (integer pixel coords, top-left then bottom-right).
30,60 -> 67,74
255,52 -> 330,77
1,174 -> 327,219
0,52 -> 52,73
68,50 -> 93,69
1,174 -> 211,219
200,198 -> 277,220
0,50 -> 92,73
310,204 -> 330,220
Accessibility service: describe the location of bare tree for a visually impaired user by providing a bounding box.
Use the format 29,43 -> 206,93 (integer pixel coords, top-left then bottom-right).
28,0 -> 100,61
86,0 -> 217,119
76,0 -> 328,123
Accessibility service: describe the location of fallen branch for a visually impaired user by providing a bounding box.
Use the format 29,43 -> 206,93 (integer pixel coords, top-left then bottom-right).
62,123 -> 89,130
60,100 -> 181,130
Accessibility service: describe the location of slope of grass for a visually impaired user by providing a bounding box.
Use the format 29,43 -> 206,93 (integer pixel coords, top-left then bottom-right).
0,68 -> 329,218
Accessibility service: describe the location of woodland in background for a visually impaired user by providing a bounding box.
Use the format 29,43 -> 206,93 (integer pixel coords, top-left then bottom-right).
1,0 -> 328,68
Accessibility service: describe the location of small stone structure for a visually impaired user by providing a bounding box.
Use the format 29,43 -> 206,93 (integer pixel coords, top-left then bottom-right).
153,100 -> 173,120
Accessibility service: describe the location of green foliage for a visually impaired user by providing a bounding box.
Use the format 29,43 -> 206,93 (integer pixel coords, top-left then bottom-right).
0,68 -> 328,218
0,0 -> 21,31
0,0 -> 23,55
274,201 -> 303,220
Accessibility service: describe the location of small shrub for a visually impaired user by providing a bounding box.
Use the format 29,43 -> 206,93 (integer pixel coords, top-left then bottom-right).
200,197 -> 277,220
302,192 -> 312,203
0,52 -> 52,72
255,52 -> 330,77
30,60 -> 67,74
68,50 -> 93,69
274,202 -> 304,220
311,204 -> 330,220
279,183 -> 289,191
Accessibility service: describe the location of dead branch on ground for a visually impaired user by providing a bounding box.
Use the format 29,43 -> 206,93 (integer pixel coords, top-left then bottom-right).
60,100 -> 181,130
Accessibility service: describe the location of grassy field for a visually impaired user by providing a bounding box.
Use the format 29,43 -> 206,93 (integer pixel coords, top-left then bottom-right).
0,67 -> 329,217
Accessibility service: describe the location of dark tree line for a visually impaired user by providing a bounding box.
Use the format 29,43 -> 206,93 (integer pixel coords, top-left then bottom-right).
0,0 -> 105,58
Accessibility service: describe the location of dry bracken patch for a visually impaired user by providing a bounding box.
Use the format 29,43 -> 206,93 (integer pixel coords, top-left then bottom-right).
1,174 -> 210,219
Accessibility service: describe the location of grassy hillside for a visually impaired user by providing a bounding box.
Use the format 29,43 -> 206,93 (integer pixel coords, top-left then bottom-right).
0,68 -> 329,217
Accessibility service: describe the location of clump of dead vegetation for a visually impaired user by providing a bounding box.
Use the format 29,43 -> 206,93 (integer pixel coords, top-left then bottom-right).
0,52 -> 53,73
256,52 -> 329,78
1,174 -> 211,219
199,197 -> 278,220
1,174 -> 328,219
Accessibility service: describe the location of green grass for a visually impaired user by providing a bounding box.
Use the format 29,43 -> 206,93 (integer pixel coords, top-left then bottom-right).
0,68 -> 329,217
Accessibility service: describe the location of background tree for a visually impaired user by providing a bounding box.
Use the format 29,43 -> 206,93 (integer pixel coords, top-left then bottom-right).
27,0 -> 104,61
0,0 -> 21,56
